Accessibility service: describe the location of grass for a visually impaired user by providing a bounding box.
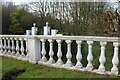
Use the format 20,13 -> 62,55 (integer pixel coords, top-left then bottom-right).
1,56 -> 120,79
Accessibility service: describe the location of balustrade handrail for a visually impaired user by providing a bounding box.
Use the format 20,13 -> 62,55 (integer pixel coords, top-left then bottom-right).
0,34 -> 120,76
0,35 -> 119,42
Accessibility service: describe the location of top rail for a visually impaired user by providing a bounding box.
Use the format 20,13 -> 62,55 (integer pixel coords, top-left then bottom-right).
0,35 -> 120,42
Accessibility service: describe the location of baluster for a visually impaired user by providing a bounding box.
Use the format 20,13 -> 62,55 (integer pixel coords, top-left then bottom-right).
25,38 -> 29,60
0,38 -> 3,55
10,38 -> 15,57
6,38 -> 11,56
20,38 -> 25,59
41,39 -> 47,62
75,40 -> 82,68
0,38 -> 1,55
3,38 -> 7,55
111,42 -> 119,75
86,41 -> 94,71
48,39 -> 55,64
2,38 -> 5,55
65,40 -> 73,67
1,38 -> 4,55
15,38 -> 20,57
98,42 -> 107,72
56,40 -> 63,65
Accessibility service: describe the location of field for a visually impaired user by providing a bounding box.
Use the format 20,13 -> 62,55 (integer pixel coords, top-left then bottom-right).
1,56 -> 120,79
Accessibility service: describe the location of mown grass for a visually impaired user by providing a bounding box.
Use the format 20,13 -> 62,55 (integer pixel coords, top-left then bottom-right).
0,56 -> 2,80
1,56 -> 120,79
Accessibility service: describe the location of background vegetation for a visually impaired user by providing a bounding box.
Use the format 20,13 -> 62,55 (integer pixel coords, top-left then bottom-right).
2,1 -> 120,36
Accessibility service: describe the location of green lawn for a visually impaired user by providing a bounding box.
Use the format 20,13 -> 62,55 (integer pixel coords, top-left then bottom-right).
1,56 -> 120,79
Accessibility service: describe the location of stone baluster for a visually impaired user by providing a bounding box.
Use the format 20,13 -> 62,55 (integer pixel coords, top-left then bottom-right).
41,39 -> 47,62
25,38 -> 29,60
0,38 -> 3,55
56,40 -> 63,65
86,41 -> 94,70
0,38 -> 1,55
98,42 -> 107,72
2,38 -> 5,54
65,40 -> 73,67
48,39 -> 55,64
6,38 -> 11,56
75,40 -> 82,68
111,42 -> 119,75
3,38 -> 7,55
15,38 -> 20,57
20,38 -> 25,59
10,38 -> 15,57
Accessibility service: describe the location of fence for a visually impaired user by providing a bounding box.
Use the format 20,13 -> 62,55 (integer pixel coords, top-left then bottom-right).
0,35 -> 119,75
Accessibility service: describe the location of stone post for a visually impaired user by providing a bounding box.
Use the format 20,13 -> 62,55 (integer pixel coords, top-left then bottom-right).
27,37 -> 41,64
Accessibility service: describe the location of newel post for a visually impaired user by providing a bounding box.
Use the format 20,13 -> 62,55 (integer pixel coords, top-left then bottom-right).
27,36 -> 41,64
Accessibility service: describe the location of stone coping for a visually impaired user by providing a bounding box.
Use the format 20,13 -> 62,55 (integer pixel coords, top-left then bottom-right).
0,35 -> 119,43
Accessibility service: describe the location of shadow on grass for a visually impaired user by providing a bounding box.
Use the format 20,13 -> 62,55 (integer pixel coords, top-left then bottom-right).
2,69 -> 26,80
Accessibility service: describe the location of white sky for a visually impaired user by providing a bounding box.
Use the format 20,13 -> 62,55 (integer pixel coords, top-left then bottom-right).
4,0 -> 119,2
3,0 -> 119,5
3,0 -> 36,5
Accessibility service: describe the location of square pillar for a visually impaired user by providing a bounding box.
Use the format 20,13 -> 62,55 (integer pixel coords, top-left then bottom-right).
27,37 -> 41,64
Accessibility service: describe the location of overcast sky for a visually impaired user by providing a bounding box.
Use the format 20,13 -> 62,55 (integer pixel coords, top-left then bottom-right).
4,0 -> 37,5
3,0 -> 119,5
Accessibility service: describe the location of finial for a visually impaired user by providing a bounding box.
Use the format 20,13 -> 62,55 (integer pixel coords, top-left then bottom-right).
46,22 -> 48,26
33,23 -> 36,27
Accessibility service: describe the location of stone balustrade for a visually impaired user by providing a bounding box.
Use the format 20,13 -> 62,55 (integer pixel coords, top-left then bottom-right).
0,35 -> 119,76
0,35 -> 28,61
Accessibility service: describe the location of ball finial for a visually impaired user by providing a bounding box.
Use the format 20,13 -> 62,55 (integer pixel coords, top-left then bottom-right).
46,22 -> 49,26
33,23 -> 36,27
